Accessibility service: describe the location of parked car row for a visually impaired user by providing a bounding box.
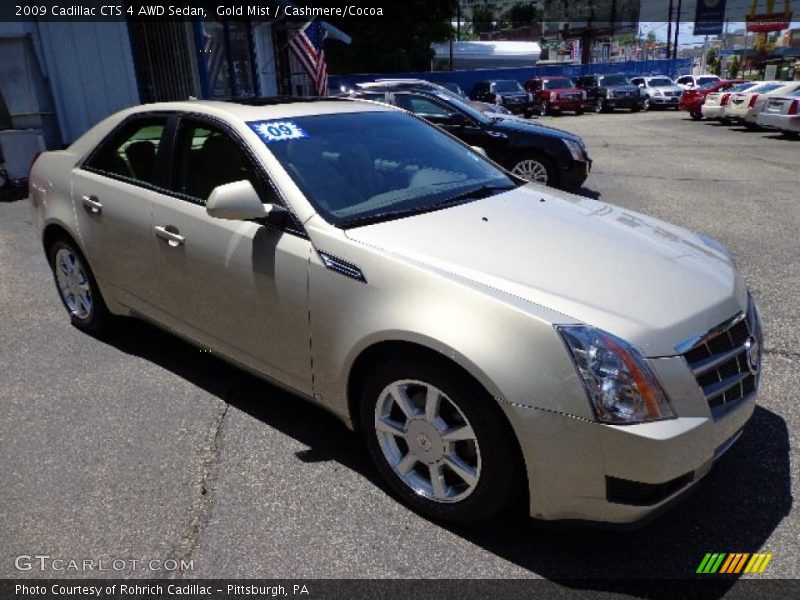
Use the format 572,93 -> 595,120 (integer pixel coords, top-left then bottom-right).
681,77 -> 800,137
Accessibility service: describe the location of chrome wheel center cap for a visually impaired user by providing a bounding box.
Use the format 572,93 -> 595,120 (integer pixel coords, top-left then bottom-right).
406,420 -> 444,464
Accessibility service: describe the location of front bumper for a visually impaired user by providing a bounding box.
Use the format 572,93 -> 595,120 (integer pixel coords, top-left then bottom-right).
559,158 -> 591,192
552,99 -> 585,111
606,96 -> 645,109
650,95 -> 680,106
501,355 -> 756,525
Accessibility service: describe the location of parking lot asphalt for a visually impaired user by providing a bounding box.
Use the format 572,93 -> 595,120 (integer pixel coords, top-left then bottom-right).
0,109 -> 798,591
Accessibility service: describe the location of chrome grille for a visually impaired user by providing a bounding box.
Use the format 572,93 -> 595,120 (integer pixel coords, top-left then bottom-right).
679,300 -> 762,413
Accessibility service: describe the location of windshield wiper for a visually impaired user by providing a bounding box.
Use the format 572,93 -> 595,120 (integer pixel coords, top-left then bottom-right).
342,185 -> 514,229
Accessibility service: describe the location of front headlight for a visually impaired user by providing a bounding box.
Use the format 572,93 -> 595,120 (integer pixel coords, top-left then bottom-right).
607,90 -> 615,99
550,92 -> 558,101
556,325 -> 675,424
562,139 -> 585,161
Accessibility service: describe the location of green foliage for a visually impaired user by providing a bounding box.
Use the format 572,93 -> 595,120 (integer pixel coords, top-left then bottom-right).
646,31 -> 657,45
325,0 -> 456,73
505,2 -> 538,28
472,3 -> 495,34
728,56 -> 740,78
617,33 -> 636,47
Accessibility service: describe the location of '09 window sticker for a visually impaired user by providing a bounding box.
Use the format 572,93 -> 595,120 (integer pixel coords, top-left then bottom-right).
248,120 -> 308,143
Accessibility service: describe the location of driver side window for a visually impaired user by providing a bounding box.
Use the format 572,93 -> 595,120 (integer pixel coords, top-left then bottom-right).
398,96 -> 452,118
170,120 -> 274,206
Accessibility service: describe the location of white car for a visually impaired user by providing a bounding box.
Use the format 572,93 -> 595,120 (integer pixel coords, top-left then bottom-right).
756,89 -> 800,137
675,74 -> 721,91
725,81 -> 800,126
701,82 -> 758,121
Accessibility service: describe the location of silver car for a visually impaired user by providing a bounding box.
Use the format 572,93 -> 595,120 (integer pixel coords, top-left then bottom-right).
29,99 -> 762,525
630,76 -> 683,110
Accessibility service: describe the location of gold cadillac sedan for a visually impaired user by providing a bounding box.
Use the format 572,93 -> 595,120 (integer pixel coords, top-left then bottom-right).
29,99 -> 762,525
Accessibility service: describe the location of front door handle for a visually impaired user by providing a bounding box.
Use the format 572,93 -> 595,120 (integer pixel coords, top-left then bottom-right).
81,195 -> 103,214
154,225 -> 185,247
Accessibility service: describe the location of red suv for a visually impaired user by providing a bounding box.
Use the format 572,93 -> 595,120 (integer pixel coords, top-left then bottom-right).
524,77 -> 587,116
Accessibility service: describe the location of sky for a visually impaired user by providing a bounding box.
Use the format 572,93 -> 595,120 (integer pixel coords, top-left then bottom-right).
639,21 -> 800,47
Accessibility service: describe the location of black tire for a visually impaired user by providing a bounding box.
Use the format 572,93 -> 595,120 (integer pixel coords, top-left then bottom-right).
641,98 -> 651,112
359,357 -> 520,523
594,98 -> 605,113
631,105 -> 641,113
674,105 -> 680,111
48,237 -> 111,332
690,111 -> 703,121
575,108 -> 584,116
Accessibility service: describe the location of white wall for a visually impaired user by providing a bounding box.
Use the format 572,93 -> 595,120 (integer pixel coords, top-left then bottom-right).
34,22 -> 140,143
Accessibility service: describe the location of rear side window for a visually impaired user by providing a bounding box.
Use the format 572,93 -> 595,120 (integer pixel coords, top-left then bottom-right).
396,95 -> 452,117
170,120 -> 272,205
87,118 -> 166,185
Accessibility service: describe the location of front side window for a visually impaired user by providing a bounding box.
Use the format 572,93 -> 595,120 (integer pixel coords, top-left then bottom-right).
171,120 -> 267,204
600,75 -> 630,86
87,118 -> 166,185
696,77 -> 720,87
251,111 -> 515,228
396,95 -> 452,117
491,80 -> 524,93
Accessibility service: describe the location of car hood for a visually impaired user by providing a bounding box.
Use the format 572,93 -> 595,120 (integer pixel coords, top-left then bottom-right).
549,87 -> 583,94
344,185 -> 746,357
490,116 -> 581,142
651,85 -> 683,93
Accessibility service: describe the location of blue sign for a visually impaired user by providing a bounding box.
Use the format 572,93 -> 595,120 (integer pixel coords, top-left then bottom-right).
694,0 -> 727,36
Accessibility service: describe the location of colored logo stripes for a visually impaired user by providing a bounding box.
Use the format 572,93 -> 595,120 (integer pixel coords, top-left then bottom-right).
697,552 -> 773,574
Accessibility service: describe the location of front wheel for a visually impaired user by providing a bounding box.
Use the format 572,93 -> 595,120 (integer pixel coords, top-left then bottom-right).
360,359 -> 519,522
690,110 -> 703,121
48,238 -> 111,331
509,153 -> 556,187
594,98 -> 604,113
538,102 -> 549,117
575,108 -> 584,116
642,98 -> 651,112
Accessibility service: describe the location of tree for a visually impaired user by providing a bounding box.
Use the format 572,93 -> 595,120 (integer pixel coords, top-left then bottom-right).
646,31 -> 657,46
706,48 -> 719,74
325,0 -> 455,74
617,33 -> 636,47
728,55 -> 740,78
505,2 -> 538,28
471,3 -> 495,35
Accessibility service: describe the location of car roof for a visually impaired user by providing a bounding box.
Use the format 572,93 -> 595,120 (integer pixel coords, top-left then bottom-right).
121,98 -> 393,122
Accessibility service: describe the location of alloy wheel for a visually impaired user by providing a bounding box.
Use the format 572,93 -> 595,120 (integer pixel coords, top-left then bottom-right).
511,159 -> 548,183
374,380 -> 481,503
54,247 -> 93,320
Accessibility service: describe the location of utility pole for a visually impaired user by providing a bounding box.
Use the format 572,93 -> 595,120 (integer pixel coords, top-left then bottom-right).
673,0 -> 682,60
666,0 -> 673,59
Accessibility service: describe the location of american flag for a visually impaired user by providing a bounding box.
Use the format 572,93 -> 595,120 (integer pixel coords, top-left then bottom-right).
289,21 -> 328,96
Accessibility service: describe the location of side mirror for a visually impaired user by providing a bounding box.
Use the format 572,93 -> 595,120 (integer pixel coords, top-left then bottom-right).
638,83 -> 645,88
207,180 -> 268,220
470,146 -> 488,157
206,179 -> 290,227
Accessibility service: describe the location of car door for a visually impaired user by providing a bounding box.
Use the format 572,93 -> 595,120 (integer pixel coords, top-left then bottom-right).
147,116 -> 313,394
72,115 -> 170,309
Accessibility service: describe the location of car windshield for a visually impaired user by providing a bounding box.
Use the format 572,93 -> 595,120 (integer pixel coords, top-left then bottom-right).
648,78 -> 674,87
544,79 -> 575,89
253,111 -> 516,228
491,80 -> 524,92
600,75 -> 630,86
697,77 -> 720,86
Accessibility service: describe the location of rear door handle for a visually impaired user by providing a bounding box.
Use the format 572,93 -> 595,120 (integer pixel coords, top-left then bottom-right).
154,225 -> 185,247
81,195 -> 103,214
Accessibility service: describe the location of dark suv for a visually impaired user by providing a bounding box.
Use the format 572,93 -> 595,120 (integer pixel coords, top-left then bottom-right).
351,89 -> 591,191
575,74 -> 646,113
469,80 -> 533,116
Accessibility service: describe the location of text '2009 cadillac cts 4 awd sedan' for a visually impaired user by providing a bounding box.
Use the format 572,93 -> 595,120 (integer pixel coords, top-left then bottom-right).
29,98 -> 762,525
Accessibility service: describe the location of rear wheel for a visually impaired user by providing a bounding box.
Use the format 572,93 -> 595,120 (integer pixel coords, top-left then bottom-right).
690,111 -> 703,120
509,153 -> 556,186
360,358 -> 519,522
48,238 -> 110,332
